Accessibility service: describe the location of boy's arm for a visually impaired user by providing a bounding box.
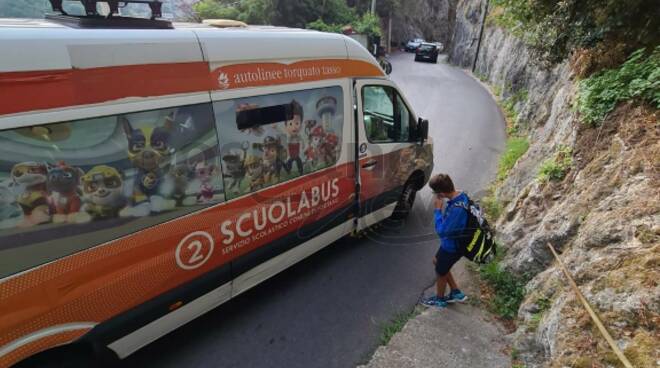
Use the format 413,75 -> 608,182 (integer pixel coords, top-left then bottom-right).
434,208 -> 444,235
436,205 -> 468,238
434,197 -> 446,235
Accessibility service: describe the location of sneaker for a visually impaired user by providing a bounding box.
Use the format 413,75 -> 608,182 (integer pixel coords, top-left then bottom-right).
420,295 -> 448,308
446,289 -> 467,303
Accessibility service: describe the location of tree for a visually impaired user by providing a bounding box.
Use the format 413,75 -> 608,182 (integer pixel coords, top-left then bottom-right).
194,0 -> 241,20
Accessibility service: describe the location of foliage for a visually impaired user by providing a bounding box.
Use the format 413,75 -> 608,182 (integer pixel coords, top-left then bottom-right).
497,137 -> 529,181
353,12 -> 381,38
306,18 -> 343,33
378,309 -> 418,346
479,252 -> 526,320
528,296 -> 551,330
194,0 -> 359,28
537,145 -> 572,182
480,192 -> 503,222
307,12 -> 381,40
577,46 -> 660,126
488,0 -> 660,67
193,0 -> 273,24
193,0 -> 240,20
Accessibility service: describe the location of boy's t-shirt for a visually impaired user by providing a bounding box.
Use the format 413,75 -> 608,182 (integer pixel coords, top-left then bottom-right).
434,192 -> 469,253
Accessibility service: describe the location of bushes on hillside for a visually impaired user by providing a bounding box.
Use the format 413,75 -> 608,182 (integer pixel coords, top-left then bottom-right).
489,0 -> 659,68
577,46 -> 660,126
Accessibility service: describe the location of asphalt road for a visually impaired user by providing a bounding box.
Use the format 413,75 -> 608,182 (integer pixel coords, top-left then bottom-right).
123,52 -> 506,368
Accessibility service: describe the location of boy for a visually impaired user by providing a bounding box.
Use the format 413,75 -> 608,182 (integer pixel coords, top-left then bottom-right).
422,173 -> 468,308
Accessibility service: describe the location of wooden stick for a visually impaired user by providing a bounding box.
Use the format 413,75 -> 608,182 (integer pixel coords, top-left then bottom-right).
546,243 -> 634,368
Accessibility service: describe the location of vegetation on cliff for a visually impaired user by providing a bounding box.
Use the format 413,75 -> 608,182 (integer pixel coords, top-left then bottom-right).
193,0 -> 398,32
488,0 -> 659,69
577,46 -> 660,126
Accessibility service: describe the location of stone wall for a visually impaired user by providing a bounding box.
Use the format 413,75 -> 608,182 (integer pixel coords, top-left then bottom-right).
448,3 -> 659,367
390,0 -> 456,47
447,0 -> 485,67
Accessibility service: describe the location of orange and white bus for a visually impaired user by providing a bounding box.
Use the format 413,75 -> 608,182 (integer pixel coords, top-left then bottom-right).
0,15 -> 432,368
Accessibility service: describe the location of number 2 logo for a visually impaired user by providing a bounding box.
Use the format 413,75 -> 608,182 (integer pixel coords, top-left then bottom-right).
175,231 -> 215,270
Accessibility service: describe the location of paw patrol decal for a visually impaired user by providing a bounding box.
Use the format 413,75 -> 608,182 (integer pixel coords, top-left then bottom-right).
0,103 -> 223,278
214,86 -> 344,200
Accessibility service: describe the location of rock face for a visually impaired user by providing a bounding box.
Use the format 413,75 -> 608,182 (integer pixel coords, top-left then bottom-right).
447,0 -> 486,68
449,3 -> 660,367
390,0 -> 457,47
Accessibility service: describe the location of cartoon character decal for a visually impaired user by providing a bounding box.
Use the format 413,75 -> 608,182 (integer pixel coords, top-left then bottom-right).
0,103 -> 223,262
244,144 -> 266,192
284,99 -> 304,176
0,181 -> 22,229
11,162 -> 50,227
320,131 -> 339,167
262,136 -> 285,184
215,87 -> 344,199
119,116 -> 173,216
221,142 -> 248,196
160,162 -> 197,207
0,91 -> 345,249
81,165 -> 127,220
304,121 -> 325,169
194,161 -> 216,203
46,161 -> 88,224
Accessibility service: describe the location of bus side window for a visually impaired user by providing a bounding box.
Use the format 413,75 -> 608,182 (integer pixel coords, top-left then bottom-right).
213,86 -> 344,201
362,85 -> 395,143
362,86 -> 415,143
0,102 -> 223,279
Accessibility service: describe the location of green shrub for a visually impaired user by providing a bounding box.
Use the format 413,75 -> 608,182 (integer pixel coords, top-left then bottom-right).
537,145 -> 572,182
501,89 -> 528,133
354,12 -> 382,38
488,0 -> 659,66
306,18 -> 343,33
577,46 -> 660,126
378,309 -> 417,346
497,137 -> 529,181
481,193 -> 503,221
479,253 -> 526,320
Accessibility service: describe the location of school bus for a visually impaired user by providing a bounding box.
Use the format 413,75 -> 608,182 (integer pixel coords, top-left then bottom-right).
0,13 -> 432,368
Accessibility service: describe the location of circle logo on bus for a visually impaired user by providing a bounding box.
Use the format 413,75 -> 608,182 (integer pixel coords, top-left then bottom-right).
175,231 -> 215,270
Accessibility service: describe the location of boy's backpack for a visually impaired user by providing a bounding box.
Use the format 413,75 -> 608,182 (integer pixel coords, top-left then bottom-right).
452,199 -> 497,264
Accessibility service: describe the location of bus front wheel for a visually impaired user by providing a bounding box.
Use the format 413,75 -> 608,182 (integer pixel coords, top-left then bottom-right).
390,184 -> 417,221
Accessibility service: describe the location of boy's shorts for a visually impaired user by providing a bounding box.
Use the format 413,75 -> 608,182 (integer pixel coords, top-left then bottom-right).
435,248 -> 462,276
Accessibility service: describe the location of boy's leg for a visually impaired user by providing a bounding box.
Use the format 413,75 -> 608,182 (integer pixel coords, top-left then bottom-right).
446,270 -> 468,303
436,274 -> 448,297
447,271 -> 458,290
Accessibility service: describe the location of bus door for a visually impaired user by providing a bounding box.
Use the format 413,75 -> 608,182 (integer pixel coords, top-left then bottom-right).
354,80 -> 418,230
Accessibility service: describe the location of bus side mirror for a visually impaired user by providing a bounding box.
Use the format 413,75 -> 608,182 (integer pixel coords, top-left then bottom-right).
417,118 -> 429,144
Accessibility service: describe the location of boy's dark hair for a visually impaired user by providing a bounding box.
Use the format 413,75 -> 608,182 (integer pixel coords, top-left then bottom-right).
290,99 -> 303,121
429,173 -> 455,194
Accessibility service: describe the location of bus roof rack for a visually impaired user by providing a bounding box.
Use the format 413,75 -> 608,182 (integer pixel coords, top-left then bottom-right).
46,0 -> 173,29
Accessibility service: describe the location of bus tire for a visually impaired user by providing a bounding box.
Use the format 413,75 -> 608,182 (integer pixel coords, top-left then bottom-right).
390,184 -> 416,221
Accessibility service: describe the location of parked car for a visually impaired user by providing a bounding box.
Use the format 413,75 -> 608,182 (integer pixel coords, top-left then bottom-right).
414,42 -> 439,63
405,38 -> 424,52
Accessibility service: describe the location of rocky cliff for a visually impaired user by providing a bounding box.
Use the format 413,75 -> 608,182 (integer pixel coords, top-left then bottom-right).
449,1 -> 659,366
389,0 -> 456,47
447,0 -> 485,68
